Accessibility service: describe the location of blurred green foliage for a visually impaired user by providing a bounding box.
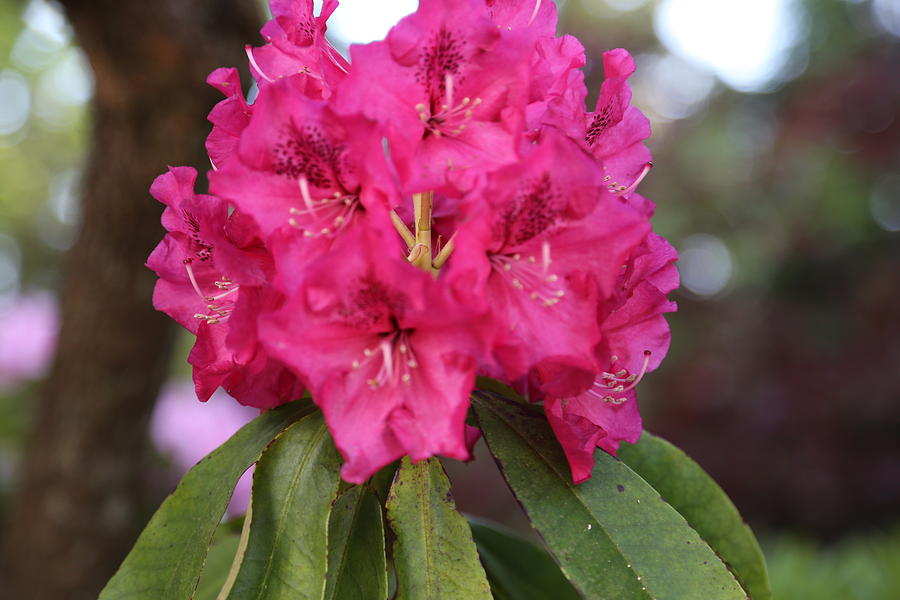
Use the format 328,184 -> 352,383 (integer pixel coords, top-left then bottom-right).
767,526 -> 900,600
0,0 -> 88,290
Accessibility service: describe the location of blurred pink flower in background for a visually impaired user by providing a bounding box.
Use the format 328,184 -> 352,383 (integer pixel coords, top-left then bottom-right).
0,292 -> 59,390
150,381 -> 257,516
0,291 -> 256,515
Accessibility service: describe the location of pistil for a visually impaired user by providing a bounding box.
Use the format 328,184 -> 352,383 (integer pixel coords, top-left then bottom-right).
587,351 -> 652,403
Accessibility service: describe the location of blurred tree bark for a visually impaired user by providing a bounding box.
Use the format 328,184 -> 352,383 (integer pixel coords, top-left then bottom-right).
0,2 -> 259,598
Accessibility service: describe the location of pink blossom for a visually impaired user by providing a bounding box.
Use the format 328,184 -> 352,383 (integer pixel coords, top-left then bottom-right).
485,0 -> 558,36
246,0 -> 348,97
209,76 -> 395,247
206,68 -> 253,170
447,130 -> 648,397
150,0 -> 679,485
147,167 -> 303,409
260,224 -> 491,483
0,293 -> 58,389
546,234 -> 679,483
584,49 -> 654,202
524,35 -> 588,138
334,0 -> 531,191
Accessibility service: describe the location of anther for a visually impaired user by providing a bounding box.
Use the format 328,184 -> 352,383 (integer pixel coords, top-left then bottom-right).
614,162 -> 653,197
618,351 -> 652,393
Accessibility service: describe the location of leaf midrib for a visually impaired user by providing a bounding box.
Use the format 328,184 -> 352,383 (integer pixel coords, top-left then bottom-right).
420,463 -> 435,599
326,488 -> 366,600
251,421 -> 329,600
476,398 -> 655,600
162,410 -> 298,599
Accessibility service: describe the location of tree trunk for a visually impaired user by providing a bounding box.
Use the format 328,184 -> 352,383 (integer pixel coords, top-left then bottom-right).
0,2 -> 259,598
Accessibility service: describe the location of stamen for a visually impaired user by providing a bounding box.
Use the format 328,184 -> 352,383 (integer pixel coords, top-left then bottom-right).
528,0 -> 542,25
432,232 -> 457,269
353,331 -> 419,388
245,45 -> 274,83
183,260 -> 209,301
445,73 -> 455,110
325,44 -> 349,74
288,182 -> 360,238
490,249 -> 564,307
299,177 -> 316,214
184,262 -> 239,325
209,286 -> 239,301
418,95 -> 482,138
597,351 -> 652,399
615,162 -> 653,197
618,351 -> 652,392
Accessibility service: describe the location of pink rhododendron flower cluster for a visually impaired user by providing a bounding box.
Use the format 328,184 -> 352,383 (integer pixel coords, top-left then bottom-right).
147,0 -> 678,484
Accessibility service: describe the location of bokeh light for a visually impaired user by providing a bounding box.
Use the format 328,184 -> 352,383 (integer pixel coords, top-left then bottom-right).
33,48 -> 93,129
655,0 -> 803,92
0,235 -> 22,303
632,52 -> 716,121
870,174 -> 900,232
678,233 -> 734,297
0,71 -> 31,137
11,0 -> 70,72
327,0 -> 418,46
872,0 -> 900,37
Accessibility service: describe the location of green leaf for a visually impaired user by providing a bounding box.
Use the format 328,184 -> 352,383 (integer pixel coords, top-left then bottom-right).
194,534 -> 241,600
386,457 -> 492,600
618,432 -> 771,600
324,484 -> 388,600
473,392 -> 747,600
213,503 -> 253,600
475,376 -> 525,402
99,400 -> 316,600
226,411 -> 343,600
468,518 -> 582,600
368,460 -> 399,503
